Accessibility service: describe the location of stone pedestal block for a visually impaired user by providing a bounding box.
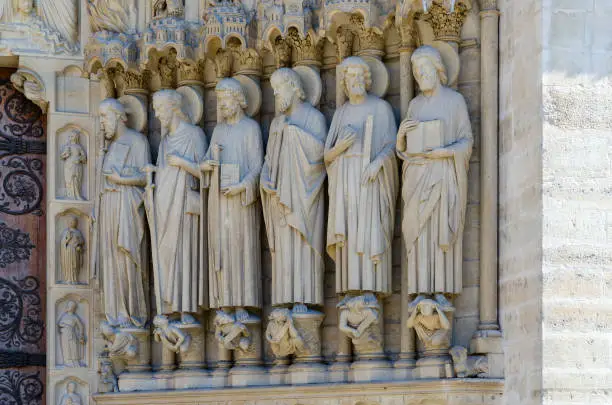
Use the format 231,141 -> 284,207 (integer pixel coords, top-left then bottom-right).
292,310 -> 325,364
124,327 -> 151,373
176,323 -> 206,369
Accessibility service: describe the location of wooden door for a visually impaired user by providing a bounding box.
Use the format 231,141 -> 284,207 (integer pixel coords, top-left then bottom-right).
0,67 -> 46,405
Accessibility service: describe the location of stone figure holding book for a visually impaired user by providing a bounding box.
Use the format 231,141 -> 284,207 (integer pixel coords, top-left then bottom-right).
397,45 -> 473,296
202,78 -> 264,317
325,56 -> 398,296
98,98 -> 150,328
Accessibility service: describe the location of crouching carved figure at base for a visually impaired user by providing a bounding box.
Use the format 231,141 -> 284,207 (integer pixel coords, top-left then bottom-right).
266,308 -> 304,358
407,295 -> 455,378
152,314 -> 205,370
214,309 -> 264,381
449,346 -> 488,378
100,321 -> 149,372
337,294 -> 383,359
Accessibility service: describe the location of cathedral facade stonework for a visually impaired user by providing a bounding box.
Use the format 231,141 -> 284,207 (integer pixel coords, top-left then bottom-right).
0,1 -> 608,405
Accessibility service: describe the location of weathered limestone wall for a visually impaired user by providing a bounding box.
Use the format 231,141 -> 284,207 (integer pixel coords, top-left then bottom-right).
498,1 -> 543,404
541,0 -> 612,403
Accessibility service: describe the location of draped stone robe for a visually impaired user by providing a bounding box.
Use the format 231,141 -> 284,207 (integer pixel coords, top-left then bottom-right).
325,95 -> 399,295
156,121 -> 208,314
60,226 -> 83,283
398,86 -> 473,295
204,116 -> 264,309
100,130 -> 150,327
38,0 -> 78,45
261,102 -> 327,307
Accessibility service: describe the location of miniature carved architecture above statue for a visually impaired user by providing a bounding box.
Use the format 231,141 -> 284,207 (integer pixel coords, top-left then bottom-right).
4,0 -> 508,404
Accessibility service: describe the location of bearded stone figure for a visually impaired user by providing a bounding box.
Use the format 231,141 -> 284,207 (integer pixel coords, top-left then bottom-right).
98,98 -> 150,328
151,90 -> 208,320
396,45 -> 473,296
261,68 -> 327,313
325,56 -> 399,296
202,78 -> 263,319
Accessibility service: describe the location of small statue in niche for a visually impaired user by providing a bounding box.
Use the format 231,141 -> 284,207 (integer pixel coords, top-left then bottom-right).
406,295 -> 453,353
58,381 -> 82,405
57,301 -> 86,368
265,308 -> 305,358
60,129 -> 87,201
100,321 -> 138,360
153,315 -> 191,354
60,216 -> 84,285
98,358 -> 118,393
449,345 -> 488,378
214,310 -> 251,353
337,294 -> 383,354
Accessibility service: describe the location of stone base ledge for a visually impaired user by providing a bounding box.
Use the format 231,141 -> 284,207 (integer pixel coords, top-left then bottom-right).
93,379 -> 504,405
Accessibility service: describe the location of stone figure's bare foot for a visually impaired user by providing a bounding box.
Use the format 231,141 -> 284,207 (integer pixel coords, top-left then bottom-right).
118,316 -> 132,329
434,293 -> 452,308
292,303 -> 308,314
235,308 -> 249,323
181,313 -> 197,324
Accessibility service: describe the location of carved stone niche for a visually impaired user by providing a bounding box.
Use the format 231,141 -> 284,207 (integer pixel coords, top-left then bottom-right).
55,294 -> 89,370
54,208 -> 90,286
54,376 -> 89,405
56,125 -> 90,203
56,66 -> 90,114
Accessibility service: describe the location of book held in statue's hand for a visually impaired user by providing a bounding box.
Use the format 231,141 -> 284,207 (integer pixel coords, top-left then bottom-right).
220,163 -> 240,188
403,120 -> 443,155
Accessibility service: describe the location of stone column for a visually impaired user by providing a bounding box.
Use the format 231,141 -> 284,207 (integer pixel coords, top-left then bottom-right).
396,22 -> 417,377
471,1 -> 503,356
399,46 -> 415,119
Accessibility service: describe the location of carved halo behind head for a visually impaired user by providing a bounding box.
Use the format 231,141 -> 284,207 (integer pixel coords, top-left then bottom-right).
338,56 -> 389,98
117,95 -> 147,133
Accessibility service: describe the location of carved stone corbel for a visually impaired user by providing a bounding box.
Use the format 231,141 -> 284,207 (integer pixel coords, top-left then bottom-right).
424,1 -> 471,45
271,37 -> 292,69
235,48 -> 263,77
351,15 -> 385,59
214,48 -> 233,79
287,29 -> 323,68
10,70 -> 48,113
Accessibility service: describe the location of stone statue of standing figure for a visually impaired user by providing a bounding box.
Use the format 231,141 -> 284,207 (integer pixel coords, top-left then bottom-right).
325,56 -> 399,297
97,98 -> 150,329
60,216 -> 84,285
396,45 -> 473,297
60,129 -> 87,200
261,67 -> 327,313
57,300 -> 86,368
325,56 -> 398,369
150,89 -> 208,321
202,78 -> 263,320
